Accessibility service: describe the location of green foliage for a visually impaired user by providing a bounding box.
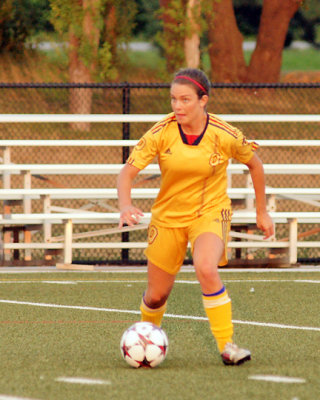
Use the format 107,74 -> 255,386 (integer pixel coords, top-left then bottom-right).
98,41 -> 117,80
49,0 -> 84,34
156,0 -> 212,75
0,0 -> 52,53
49,0 -> 137,81
155,0 -> 186,74
133,0 -> 161,39
113,0 -> 137,44
157,0 -> 213,75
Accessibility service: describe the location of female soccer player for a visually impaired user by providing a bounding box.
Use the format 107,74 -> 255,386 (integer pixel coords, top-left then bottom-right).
117,68 -> 274,365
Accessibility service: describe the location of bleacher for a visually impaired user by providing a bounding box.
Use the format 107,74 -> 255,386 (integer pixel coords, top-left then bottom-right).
1,114 -> 320,267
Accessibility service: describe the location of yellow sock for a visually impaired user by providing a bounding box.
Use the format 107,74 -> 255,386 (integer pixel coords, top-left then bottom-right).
140,297 -> 167,327
202,286 -> 233,352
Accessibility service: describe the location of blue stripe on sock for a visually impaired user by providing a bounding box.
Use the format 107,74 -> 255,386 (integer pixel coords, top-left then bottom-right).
202,286 -> 225,297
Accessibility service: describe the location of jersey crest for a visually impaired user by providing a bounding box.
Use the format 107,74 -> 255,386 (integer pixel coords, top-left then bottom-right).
209,153 -> 222,167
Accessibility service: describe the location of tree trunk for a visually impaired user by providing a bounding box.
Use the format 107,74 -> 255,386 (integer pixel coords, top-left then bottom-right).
104,4 -> 117,59
247,0 -> 301,82
102,3 -> 118,80
207,0 -> 247,82
159,0 -> 185,74
184,0 -> 201,68
69,0 -> 100,131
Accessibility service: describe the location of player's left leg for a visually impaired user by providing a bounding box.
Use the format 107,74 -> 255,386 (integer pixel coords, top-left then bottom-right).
192,232 -> 251,365
193,232 -> 233,349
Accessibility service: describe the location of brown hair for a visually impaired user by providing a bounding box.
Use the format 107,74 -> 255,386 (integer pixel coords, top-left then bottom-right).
173,68 -> 210,98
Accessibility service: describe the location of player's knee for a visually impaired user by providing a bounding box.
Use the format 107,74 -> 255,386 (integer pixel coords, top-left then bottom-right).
194,259 -> 219,284
144,289 -> 168,309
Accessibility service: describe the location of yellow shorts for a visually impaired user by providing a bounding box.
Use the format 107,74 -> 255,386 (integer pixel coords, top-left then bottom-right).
144,209 -> 232,275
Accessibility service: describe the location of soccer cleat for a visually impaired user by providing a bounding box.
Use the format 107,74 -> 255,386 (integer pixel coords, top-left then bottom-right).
221,342 -> 251,365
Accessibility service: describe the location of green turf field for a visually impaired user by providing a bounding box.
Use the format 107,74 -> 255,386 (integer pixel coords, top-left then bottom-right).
0,269 -> 319,400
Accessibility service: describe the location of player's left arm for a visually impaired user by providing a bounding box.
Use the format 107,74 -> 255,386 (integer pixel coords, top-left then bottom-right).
245,153 -> 275,239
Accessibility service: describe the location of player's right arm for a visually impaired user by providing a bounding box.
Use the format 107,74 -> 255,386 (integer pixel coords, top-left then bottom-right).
117,116 -> 167,228
117,163 -> 144,228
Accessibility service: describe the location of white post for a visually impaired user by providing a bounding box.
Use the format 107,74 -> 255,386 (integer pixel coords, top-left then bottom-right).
245,171 -> 254,210
42,195 -> 52,243
64,219 -> 73,264
42,194 -> 52,261
288,218 -> 298,264
2,146 -> 11,189
23,170 -> 32,261
2,146 -> 11,261
267,194 -> 276,212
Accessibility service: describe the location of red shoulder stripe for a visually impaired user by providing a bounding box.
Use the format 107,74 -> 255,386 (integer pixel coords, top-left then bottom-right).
151,115 -> 176,134
209,116 -> 238,138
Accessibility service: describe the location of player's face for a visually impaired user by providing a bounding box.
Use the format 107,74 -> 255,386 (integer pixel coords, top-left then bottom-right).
170,83 -> 207,127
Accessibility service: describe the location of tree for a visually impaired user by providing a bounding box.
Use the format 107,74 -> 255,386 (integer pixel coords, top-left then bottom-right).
50,0 -> 102,130
133,0 -> 161,40
49,0 -> 136,130
158,0 -> 210,74
159,0 -> 304,82
184,0 -> 201,68
206,0 -> 303,82
158,0 -> 186,74
247,0 -> 303,82
206,0 -> 247,82
0,0 -> 52,53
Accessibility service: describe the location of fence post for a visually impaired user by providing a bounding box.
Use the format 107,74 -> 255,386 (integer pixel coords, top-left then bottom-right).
122,83 -> 131,262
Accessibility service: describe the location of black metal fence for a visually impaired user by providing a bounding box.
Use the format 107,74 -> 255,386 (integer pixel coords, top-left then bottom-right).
0,83 -> 319,264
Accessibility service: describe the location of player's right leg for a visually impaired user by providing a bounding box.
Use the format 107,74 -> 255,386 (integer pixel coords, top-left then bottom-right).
140,260 -> 176,326
141,223 -> 188,326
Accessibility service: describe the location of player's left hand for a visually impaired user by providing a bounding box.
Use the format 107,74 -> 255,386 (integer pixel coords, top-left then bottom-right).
256,211 -> 275,239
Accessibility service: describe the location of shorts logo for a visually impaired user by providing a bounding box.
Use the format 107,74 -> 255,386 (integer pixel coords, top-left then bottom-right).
209,153 -> 221,167
148,224 -> 158,244
135,137 -> 146,151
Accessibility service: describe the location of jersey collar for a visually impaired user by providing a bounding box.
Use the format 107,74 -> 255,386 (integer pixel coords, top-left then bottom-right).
178,114 -> 209,146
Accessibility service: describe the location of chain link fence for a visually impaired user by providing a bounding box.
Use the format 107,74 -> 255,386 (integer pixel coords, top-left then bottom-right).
0,83 -> 319,264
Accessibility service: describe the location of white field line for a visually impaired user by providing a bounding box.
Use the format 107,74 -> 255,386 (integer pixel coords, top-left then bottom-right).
0,266 -> 319,273
248,375 -> 306,384
177,279 -> 320,284
42,281 -> 77,285
56,377 -> 111,385
0,396 -> 41,400
0,299 -> 319,332
0,279 -> 319,284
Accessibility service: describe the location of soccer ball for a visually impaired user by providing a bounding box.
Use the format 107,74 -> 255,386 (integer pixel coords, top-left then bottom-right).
120,322 -> 169,368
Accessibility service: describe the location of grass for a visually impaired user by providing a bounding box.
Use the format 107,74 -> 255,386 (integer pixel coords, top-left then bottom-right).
243,47 -> 320,71
109,46 -> 320,81
279,48 -> 320,71
0,270 -> 319,400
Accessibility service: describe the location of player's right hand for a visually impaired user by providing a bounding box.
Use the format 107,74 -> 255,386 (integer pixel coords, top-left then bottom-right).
119,205 -> 144,228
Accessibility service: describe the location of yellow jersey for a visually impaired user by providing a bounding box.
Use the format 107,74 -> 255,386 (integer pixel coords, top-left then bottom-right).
127,112 -> 258,227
